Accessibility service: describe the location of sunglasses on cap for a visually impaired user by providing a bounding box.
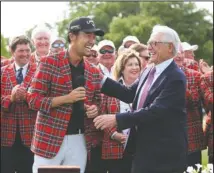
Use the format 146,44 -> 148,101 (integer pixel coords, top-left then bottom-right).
85,53 -> 98,58
52,43 -> 65,48
99,49 -> 114,54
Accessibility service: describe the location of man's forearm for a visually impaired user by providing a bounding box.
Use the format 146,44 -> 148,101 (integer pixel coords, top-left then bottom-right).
51,95 -> 70,108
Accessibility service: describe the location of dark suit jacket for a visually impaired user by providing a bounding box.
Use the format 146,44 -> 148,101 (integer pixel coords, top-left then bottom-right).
101,61 -> 188,173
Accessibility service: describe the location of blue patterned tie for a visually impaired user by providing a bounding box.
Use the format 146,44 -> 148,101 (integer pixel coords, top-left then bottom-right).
16,68 -> 23,84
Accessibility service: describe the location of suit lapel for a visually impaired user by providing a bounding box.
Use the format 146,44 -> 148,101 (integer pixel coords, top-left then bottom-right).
7,63 -> 17,88
21,63 -> 37,89
144,61 -> 176,106
58,51 -> 73,91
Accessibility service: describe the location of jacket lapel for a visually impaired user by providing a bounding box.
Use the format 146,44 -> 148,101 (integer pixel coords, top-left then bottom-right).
143,61 -> 176,106
58,51 -> 73,91
20,63 -> 37,89
7,63 -> 17,88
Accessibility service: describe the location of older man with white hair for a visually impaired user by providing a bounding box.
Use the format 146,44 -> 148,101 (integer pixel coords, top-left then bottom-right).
30,26 -> 52,65
94,25 -> 188,173
181,42 -> 198,60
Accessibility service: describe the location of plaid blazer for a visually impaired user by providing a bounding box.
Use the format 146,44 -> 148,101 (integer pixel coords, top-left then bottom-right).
183,58 -> 199,72
200,71 -> 213,111
183,67 -> 206,153
26,51 -> 102,159
1,62 -> 37,147
101,95 -> 124,159
200,71 -> 213,157
1,58 -> 14,67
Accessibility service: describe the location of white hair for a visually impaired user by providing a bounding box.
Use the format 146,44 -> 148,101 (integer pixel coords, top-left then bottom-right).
31,25 -> 51,41
151,25 -> 180,56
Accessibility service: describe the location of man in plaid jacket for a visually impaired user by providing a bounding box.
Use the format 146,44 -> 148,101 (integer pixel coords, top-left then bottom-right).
27,17 -> 104,173
200,69 -> 213,163
1,35 -> 37,173
174,44 -> 206,169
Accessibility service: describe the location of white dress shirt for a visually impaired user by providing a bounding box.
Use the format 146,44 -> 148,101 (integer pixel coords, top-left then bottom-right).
136,58 -> 173,108
14,62 -> 29,79
97,63 -> 114,78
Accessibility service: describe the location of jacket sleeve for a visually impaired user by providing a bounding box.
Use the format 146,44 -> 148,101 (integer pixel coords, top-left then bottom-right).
1,68 -> 14,112
26,58 -> 54,114
101,77 -> 138,103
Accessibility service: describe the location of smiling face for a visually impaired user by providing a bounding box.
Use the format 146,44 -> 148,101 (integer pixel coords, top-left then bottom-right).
33,32 -> 51,55
184,50 -> 195,60
147,32 -> 174,65
98,45 -> 115,70
12,43 -> 31,67
70,31 -> 96,59
122,56 -> 141,83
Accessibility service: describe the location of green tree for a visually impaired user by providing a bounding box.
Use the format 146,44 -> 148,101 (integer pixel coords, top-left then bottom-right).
57,1 -> 213,64
1,34 -> 10,58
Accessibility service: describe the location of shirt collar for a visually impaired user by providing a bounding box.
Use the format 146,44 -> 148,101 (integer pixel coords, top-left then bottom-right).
98,63 -> 113,76
14,62 -> 29,72
154,58 -> 173,74
35,51 -> 50,62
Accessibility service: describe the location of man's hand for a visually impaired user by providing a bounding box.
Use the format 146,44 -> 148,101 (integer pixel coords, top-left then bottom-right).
85,104 -> 98,118
11,85 -> 20,102
199,59 -> 212,74
66,87 -> 86,104
113,132 -> 127,144
93,114 -> 117,130
15,86 -> 27,101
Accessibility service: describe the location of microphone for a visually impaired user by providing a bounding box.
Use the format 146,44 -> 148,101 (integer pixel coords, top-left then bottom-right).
75,75 -> 85,88
75,75 -> 85,113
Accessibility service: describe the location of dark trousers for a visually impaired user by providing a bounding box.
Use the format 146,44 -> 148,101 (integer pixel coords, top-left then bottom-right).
85,145 -> 105,173
187,151 -> 201,171
1,127 -> 34,173
103,154 -> 132,173
209,156 -> 213,163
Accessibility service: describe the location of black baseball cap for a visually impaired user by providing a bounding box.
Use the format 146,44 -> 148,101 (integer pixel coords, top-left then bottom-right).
68,17 -> 104,36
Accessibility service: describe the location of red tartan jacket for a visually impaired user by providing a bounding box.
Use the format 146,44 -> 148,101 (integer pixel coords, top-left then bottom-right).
26,51 -> 103,159
100,94 -> 124,160
1,62 -> 37,147
200,71 -> 213,111
183,58 -> 199,72
182,67 -> 206,153
200,71 -> 213,157
1,58 -> 14,67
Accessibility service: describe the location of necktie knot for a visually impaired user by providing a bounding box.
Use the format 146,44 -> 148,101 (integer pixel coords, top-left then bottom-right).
18,67 -> 23,72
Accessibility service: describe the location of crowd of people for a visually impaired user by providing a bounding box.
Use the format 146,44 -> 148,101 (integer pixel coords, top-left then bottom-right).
1,16 -> 213,173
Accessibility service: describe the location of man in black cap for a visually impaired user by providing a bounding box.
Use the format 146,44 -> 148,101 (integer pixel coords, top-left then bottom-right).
27,16 -> 104,173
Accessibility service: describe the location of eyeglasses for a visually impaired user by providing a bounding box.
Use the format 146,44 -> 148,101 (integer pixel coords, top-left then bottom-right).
147,41 -> 170,48
99,49 -> 114,54
52,43 -> 65,48
85,53 -> 97,58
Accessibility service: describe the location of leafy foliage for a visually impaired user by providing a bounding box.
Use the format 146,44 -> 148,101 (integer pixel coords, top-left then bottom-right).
57,1 -> 213,64
1,34 -> 10,58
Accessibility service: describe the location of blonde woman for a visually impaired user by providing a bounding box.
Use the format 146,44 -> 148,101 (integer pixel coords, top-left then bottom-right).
101,49 -> 141,173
